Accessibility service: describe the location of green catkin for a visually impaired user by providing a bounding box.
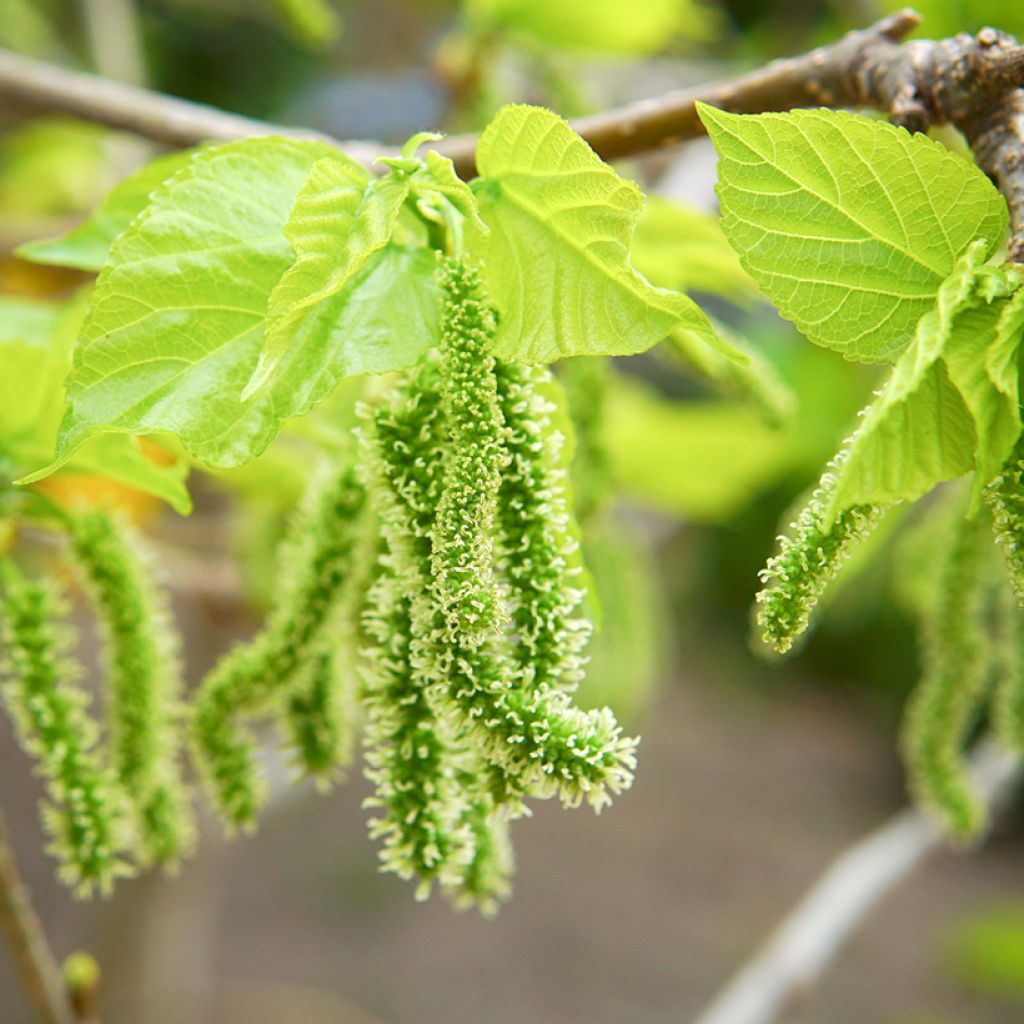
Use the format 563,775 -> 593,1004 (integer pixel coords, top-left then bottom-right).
192,459 -> 365,827
358,375 -> 480,898
756,456 -> 885,654
901,498 -> 992,839
68,511 -> 194,867
993,582 -> 1024,752
0,566 -> 131,894
985,438 -> 1024,605
282,637 -> 355,786
495,361 -> 590,694
429,257 -> 637,811
558,356 -> 614,526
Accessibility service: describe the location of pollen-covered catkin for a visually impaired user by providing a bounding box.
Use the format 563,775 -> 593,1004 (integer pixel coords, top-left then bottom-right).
993,583 -> 1024,752
756,456 -> 884,654
901,498 -> 993,838
558,356 -> 614,526
68,510 -> 194,867
986,438 -> 1024,605
358,374 -> 477,897
428,257 -> 637,811
0,565 -> 131,894
192,459 -> 365,827
496,361 -> 590,694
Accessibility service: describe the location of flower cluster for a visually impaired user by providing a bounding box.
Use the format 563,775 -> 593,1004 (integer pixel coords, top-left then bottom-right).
69,510 -> 193,866
0,568 -> 131,894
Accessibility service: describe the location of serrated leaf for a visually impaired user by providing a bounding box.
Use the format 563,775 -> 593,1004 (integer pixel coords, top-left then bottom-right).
699,104 -> 1009,363
246,158 -> 403,396
474,104 -> 730,363
27,138 -> 353,476
826,243 -> 1024,518
17,149 -> 198,272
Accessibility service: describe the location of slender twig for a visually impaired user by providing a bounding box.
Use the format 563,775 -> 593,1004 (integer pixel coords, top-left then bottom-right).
0,13 -> 919,173
4,12 -> 1024,250
692,740 -> 1021,1024
0,48 -> 382,166
0,803 -> 76,1024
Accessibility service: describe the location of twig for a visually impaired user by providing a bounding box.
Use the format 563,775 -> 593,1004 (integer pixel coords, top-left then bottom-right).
692,740 -> 1021,1024
0,802 -> 76,1024
0,48 -> 383,166
4,12 -> 1024,249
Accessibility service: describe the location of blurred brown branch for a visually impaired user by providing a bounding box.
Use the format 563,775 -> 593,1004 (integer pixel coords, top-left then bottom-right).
4,11 -> 1024,251
0,804 -> 78,1024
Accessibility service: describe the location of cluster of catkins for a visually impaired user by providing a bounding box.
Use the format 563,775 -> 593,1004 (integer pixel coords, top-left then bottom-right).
0,256 -> 635,910
755,436 -> 1024,842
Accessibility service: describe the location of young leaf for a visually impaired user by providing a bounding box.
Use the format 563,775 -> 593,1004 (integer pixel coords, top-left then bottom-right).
474,104 -> 729,363
23,139 -> 399,475
245,159 -> 408,396
826,244 -> 1024,519
698,104 -> 1009,363
17,149 -> 198,272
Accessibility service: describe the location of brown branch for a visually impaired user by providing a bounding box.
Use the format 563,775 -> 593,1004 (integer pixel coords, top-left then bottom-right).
0,48 -> 383,166
0,803 -> 76,1024
1,11 -> 1024,250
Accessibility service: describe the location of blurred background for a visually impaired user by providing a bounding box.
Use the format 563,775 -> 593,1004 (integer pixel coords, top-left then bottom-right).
3,0 -> 1024,1021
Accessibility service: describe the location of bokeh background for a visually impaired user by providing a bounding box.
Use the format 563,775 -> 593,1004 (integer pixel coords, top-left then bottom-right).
4,1 -> 1024,1021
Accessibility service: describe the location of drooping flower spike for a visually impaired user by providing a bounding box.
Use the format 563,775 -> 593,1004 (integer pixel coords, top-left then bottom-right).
0,562 -> 132,894
68,509 -> 194,867
192,458 -> 366,827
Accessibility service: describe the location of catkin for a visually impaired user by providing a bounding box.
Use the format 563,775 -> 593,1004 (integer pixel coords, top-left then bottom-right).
428,257 -> 637,811
68,510 -> 194,867
192,459 -> 365,827
757,456 -> 884,654
358,374 -> 478,896
901,496 -> 993,838
986,438 -> 1024,605
0,565 -> 131,894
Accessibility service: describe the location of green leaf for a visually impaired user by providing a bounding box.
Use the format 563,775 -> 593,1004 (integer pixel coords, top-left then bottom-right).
0,295 -> 190,513
17,149 -> 198,272
25,138 -> 379,476
474,104 -> 730,363
465,0 -> 716,53
605,375 -> 797,521
698,104 -> 1009,363
631,194 -> 758,305
245,158 -> 407,397
826,243 -> 1024,518
266,0 -> 341,47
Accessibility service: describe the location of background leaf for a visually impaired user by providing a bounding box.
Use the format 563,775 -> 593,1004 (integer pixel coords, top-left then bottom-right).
18,149 -> 198,272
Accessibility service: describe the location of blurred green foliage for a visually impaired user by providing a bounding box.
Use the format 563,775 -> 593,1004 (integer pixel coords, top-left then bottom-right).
944,906 -> 1024,1000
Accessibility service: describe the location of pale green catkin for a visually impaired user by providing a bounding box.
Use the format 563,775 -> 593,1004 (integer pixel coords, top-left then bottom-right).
901,498 -> 992,839
359,373 -> 505,904
0,565 -> 131,895
756,456 -> 884,654
192,459 -> 365,827
495,361 -> 591,694
428,257 -> 637,812
68,511 -> 194,867
993,582 -> 1024,752
558,356 -> 614,526
985,438 -> 1024,605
